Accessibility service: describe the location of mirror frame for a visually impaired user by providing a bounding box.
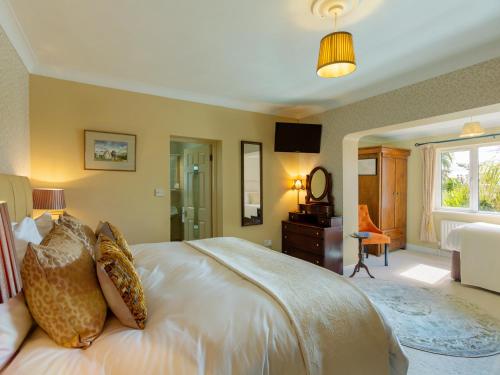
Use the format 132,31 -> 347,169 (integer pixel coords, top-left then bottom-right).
305,166 -> 333,204
241,141 -> 263,226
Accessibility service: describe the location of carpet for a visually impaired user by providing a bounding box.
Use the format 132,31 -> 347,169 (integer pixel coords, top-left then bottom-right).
350,278 -> 500,357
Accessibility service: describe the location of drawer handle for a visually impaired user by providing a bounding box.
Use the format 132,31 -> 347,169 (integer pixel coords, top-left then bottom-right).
315,260 -> 319,265
284,235 -> 287,239
316,232 -> 319,236
316,243 -> 319,247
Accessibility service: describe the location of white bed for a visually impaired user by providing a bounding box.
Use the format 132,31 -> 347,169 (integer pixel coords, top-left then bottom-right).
1,174 -> 408,375
447,222 -> 500,293
5,238 -> 408,375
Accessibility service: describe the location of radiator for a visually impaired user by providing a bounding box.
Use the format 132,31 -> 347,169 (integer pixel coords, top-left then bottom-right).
440,220 -> 467,250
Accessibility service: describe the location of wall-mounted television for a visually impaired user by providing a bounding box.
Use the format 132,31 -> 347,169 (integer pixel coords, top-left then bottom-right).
274,122 -> 322,153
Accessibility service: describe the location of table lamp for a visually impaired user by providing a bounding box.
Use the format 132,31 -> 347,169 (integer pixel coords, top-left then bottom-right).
291,177 -> 305,212
0,201 -> 22,303
32,188 -> 66,219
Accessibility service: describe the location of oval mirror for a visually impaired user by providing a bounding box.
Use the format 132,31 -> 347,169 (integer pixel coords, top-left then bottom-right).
309,167 -> 328,200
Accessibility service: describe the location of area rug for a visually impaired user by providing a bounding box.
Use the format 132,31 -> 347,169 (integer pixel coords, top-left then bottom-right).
350,278 -> 500,357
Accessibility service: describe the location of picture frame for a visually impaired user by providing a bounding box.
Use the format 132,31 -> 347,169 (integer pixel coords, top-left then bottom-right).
358,158 -> 377,176
84,130 -> 136,171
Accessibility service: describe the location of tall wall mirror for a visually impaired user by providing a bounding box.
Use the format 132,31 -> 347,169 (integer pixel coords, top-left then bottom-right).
241,141 -> 263,226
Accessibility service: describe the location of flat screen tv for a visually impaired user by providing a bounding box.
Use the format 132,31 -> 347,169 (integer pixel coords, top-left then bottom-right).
274,122 -> 322,153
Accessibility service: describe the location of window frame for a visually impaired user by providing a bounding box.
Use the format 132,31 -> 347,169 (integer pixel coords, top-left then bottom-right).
434,142 -> 500,215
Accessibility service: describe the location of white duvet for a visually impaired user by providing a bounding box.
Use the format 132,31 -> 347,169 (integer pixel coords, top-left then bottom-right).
5,240 -> 407,375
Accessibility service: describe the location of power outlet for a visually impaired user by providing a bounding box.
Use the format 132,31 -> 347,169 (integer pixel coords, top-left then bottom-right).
263,239 -> 272,248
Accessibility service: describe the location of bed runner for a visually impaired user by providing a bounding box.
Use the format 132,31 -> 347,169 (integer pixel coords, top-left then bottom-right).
185,237 -> 394,375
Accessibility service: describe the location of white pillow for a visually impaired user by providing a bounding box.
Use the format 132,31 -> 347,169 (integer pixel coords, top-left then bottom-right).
0,294 -> 33,370
12,218 -> 43,264
35,213 -> 54,238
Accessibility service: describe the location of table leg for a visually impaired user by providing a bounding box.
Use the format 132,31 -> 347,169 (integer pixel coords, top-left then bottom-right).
349,237 -> 375,278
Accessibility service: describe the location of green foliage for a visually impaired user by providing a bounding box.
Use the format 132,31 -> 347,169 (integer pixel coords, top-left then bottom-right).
479,161 -> 500,212
442,177 -> 469,208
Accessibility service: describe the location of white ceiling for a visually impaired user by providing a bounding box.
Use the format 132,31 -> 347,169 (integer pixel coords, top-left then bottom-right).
2,0 -> 500,118
363,111 -> 500,142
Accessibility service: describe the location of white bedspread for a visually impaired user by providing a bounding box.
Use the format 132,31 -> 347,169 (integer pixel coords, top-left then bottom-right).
5,239 -> 407,375
448,222 -> 500,292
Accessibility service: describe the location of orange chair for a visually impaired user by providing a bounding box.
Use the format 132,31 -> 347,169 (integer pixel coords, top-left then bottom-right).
358,205 -> 390,266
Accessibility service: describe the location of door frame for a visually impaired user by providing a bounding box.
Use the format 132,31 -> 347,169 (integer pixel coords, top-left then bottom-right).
170,136 -> 221,238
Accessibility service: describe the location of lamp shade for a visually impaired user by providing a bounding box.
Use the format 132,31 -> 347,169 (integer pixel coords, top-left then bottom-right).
459,122 -> 485,138
317,31 -> 356,78
292,178 -> 305,190
0,201 -> 22,303
32,188 -> 66,210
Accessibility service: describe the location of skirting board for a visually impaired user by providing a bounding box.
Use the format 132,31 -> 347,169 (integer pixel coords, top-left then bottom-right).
406,243 -> 452,258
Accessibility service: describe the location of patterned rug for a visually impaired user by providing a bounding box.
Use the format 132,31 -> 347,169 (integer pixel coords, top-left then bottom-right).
350,278 -> 500,357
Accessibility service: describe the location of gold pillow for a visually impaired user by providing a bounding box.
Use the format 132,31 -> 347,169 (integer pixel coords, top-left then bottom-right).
95,221 -> 133,262
58,212 -> 96,256
96,234 -> 146,329
21,225 -> 107,348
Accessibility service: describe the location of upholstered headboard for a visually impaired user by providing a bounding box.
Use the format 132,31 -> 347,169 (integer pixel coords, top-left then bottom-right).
0,174 -> 32,222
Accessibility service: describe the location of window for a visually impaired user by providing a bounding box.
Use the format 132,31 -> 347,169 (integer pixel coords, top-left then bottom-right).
436,143 -> 500,214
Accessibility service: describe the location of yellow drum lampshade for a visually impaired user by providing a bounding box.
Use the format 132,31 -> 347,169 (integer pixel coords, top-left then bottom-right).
317,31 -> 356,78
459,122 -> 485,138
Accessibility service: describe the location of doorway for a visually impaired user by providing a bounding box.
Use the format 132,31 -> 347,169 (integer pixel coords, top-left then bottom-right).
170,138 -> 214,241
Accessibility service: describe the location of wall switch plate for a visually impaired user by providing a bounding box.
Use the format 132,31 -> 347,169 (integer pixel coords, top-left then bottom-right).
263,239 -> 272,248
154,188 -> 165,197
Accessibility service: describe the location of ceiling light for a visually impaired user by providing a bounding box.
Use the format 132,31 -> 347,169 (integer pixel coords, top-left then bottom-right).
316,3 -> 356,78
460,122 -> 485,138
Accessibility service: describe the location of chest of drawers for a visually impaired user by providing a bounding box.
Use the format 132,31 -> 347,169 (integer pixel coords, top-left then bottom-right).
281,217 -> 343,275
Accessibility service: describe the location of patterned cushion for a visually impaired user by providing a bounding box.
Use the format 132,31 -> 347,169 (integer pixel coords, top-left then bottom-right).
21,225 -> 107,348
95,221 -> 133,262
58,212 -> 96,257
96,234 -> 146,329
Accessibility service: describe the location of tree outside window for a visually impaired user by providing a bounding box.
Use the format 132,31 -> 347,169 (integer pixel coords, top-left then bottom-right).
438,144 -> 500,214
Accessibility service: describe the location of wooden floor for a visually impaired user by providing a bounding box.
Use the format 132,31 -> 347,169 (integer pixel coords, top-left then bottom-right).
344,249 -> 500,375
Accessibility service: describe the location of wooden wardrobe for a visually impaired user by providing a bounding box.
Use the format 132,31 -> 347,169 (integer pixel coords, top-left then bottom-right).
358,146 -> 411,254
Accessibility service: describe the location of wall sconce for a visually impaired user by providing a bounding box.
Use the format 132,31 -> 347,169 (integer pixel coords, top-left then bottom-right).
291,178 -> 305,212
32,188 -> 66,220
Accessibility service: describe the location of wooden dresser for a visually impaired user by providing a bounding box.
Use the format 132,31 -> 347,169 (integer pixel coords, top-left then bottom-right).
358,146 -> 410,254
282,217 -> 343,275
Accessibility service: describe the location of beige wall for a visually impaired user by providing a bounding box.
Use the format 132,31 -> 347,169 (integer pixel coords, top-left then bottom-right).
362,128 -> 500,250
30,75 -> 300,247
0,26 -> 29,176
301,57 -> 500,264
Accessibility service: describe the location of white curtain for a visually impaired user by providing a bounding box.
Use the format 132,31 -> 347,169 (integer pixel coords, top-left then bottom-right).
420,145 -> 438,242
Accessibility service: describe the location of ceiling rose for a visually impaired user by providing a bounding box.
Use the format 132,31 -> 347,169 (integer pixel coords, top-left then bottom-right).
310,0 -> 361,18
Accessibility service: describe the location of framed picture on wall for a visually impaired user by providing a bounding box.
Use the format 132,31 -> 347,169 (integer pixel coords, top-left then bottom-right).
84,130 -> 136,171
358,158 -> 377,176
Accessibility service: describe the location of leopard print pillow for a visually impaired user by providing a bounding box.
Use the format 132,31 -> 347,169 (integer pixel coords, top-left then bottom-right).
96,234 -> 146,329
21,225 -> 107,348
58,212 -> 96,257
